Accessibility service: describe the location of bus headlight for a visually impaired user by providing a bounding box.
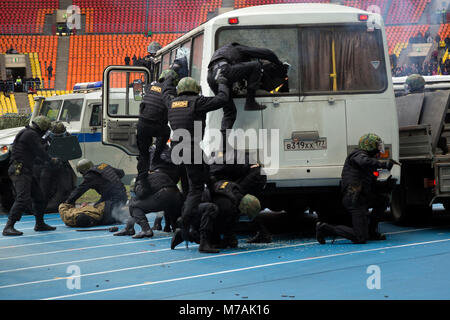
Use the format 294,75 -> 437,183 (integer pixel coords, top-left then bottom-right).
0,145 -> 10,161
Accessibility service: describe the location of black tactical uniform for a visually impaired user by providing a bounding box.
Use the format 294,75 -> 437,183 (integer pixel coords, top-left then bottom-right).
161,76 -> 229,243
65,163 -> 128,225
35,129 -> 72,211
136,81 -> 175,182
209,152 -> 267,245
149,145 -> 189,231
171,201 -> 220,253
317,149 -> 393,244
207,42 -> 284,130
4,125 -> 55,235
129,170 -> 183,238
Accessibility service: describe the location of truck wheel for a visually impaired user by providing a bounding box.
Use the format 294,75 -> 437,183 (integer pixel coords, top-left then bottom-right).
391,185 -> 430,224
390,185 -> 407,224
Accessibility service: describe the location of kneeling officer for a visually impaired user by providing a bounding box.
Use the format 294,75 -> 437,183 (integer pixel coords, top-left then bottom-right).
64,159 -> 128,225
316,133 -> 396,244
116,170 -> 183,238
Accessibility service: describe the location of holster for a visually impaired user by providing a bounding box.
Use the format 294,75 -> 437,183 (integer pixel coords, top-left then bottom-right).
11,160 -> 23,176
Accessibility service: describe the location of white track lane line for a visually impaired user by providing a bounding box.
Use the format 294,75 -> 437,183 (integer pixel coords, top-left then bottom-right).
41,237 -> 450,300
0,229 -> 86,240
1,227 -> 447,288
0,234 -> 114,249
0,226 -> 439,262
0,242 -> 312,289
0,235 -> 172,260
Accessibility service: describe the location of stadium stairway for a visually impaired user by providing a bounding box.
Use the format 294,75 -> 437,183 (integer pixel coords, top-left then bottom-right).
55,36 -> 70,90
14,92 -> 30,114
43,11 -> 56,35
0,55 -> 6,80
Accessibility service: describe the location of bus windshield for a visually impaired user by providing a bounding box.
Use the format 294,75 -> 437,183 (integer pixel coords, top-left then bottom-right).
217,25 -> 387,95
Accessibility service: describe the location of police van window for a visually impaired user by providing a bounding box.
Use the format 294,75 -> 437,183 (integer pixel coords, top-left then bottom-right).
89,104 -> 101,126
217,27 -> 299,95
300,26 -> 387,93
39,100 -> 62,121
59,99 -> 83,122
191,34 -> 204,82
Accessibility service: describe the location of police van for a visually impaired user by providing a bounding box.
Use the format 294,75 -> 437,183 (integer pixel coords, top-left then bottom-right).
0,81 -> 140,211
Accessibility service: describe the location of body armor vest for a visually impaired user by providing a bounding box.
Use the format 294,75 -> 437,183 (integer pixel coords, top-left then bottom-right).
168,95 -> 204,141
89,163 -> 122,184
139,82 -> 167,123
212,180 -> 243,205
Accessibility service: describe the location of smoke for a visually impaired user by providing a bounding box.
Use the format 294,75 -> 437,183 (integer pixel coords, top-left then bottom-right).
111,205 -> 131,224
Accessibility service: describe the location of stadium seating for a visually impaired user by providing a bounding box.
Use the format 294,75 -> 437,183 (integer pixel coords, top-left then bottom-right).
147,0 -> 222,33
74,0 -> 222,34
385,25 -> 430,56
73,0 -> 146,33
342,0 -> 388,17
438,23 -> 450,39
66,34 -> 182,90
235,0 -> 330,9
386,0 -> 430,24
0,0 -> 58,34
0,35 -> 57,89
0,93 -> 18,115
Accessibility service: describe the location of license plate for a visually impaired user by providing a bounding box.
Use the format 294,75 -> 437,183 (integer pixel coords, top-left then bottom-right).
284,138 -> 327,151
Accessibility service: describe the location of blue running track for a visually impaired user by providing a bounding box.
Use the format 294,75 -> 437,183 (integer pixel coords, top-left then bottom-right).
0,212 -> 449,300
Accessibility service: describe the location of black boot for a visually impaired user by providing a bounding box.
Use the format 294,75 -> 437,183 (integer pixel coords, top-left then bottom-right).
152,216 -> 163,231
247,231 -> 272,243
244,100 -> 266,111
216,234 -> 238,249
316,222 -> 328,244
132,220 -> 154,239
114,218 -> 135,236
171,228 -> 184,249
199,234 -> 220,253
2,219 -> 23,236
34,216 -> 56,232
369,232 -> 386,241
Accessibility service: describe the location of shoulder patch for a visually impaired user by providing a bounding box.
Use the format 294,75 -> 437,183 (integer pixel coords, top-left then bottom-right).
219,181 -> 229,189
171,100 -> 188,108
97,163 -> 108,170
150,85 -> 162,93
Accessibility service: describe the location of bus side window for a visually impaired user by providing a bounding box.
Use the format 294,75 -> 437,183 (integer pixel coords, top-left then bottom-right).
89,104 -> 102,126
191,34 -> 204,82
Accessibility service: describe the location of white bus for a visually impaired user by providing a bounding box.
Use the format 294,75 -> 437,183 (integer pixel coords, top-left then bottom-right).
102,3 -> 400,217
